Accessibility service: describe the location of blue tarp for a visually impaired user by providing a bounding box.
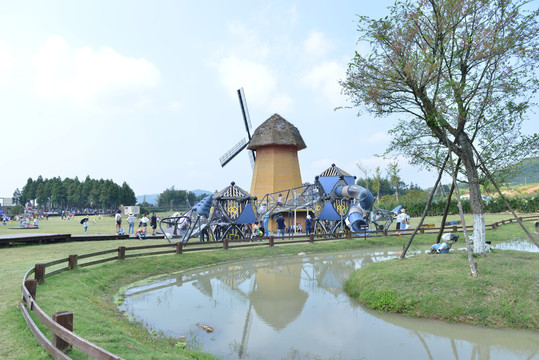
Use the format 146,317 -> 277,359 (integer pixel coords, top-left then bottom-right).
236,203 -> 257,224
319,202 -> 341,221
343,176 -> 355,185
318,177 -> 338,195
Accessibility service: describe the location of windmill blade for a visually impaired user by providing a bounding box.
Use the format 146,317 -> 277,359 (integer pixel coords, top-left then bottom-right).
238,88 -> 256,164
220,138 -> 249,167
248,150 -> 255,170
237,88 -> 252,138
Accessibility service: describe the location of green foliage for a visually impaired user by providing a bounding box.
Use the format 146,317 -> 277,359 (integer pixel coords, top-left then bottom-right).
157,187 -> 198,208
358,289 -> 417,313
378,194 -> 539,217
18,175 -> 137,210
508,156 -> 539,185
9,205 -> 24,216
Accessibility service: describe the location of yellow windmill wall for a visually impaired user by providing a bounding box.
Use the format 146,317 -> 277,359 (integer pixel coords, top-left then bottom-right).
250,145 -> 303,201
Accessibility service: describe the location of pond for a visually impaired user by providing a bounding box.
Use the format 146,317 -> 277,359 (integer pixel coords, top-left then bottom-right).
119,242 -> 539,359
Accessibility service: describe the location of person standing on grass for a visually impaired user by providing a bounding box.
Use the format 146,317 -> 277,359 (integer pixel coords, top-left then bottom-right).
141,213 -> 149,231
150,212 -> 157,235
127,213 -> 136,235
276,214 -> 286,240
83,216 -> 89,233
305,215 -> 312,236
115,210 -> 122,233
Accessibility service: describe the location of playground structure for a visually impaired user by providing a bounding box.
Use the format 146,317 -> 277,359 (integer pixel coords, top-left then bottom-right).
160,164 -> 398,243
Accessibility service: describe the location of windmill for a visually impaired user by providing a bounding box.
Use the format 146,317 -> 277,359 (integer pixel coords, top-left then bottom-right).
219,88 -> 256,169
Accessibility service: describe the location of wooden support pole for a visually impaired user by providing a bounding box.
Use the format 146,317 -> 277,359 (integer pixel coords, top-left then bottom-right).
452,225 -> 457,233
68,255 -> 78,270
25,279 -> 37,299
347,231 -> 352,239
309,234 -> 314,243
420,228 -> 424,234
118,246 -> 126,260
383,229 -> 387,237
223,239 -> 229,250
176,242 -> 183,254
269,236 -> 274,247
35,264 -> 45,284
52,311 -> 73,353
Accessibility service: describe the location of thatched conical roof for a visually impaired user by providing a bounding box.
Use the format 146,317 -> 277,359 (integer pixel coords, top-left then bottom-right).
247,114 -> 306,150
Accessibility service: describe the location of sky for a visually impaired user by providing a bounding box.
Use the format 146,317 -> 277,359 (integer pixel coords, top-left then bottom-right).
0,1 -> 535,198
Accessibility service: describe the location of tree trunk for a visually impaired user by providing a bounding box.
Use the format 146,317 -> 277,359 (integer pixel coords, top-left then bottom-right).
450,152 -> 478,278
456,137 -> 487,255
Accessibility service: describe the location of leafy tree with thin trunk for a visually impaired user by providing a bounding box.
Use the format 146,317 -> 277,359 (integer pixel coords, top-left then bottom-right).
387,160 -> 400,201
342,0 -> 539,254
355,161 -> 370,190
372,167 -> 382,203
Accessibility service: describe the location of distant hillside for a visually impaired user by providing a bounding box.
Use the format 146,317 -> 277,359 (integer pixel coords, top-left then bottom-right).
192,189 -> 213,196
136,194 -> 159,205
509,157 -> 539,185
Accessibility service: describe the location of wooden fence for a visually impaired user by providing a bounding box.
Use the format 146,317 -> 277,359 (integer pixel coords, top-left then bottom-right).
19,215 -> 538,359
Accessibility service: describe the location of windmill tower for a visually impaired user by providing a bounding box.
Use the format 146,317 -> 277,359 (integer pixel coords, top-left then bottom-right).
247,114 -> 306,201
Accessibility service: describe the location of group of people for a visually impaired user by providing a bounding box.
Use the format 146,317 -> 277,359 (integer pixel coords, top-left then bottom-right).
275,214 -> 313,240
395,208 -> 411,234
115,211 -> 158,238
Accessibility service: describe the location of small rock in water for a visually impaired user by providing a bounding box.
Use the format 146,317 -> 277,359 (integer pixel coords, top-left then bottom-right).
196,323 -> 214,333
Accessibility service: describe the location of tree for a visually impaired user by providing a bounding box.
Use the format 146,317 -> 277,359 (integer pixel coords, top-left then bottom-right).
372,167 -> 382,203
387,160 -> 401,201
355,161 -> 370,190
12,188 -> 22,206
342,0 -> 539,254
120,182 -> 137,206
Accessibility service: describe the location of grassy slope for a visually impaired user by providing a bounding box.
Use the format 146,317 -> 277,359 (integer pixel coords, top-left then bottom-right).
345,251 -> 538,328
0,215 -> 537,359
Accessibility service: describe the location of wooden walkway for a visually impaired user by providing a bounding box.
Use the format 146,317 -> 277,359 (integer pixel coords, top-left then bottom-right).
0,233 -> 164,246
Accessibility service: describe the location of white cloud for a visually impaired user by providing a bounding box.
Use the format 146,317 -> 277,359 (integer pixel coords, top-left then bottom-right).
33,36 -> 161,111
362,132 -> 391,145
303,31 -> 334,58
0,40 -> 15,84
301,60 -> 346,107
216,55 -> 276,106
269,94 -> 294,114
169,101 -> 183,112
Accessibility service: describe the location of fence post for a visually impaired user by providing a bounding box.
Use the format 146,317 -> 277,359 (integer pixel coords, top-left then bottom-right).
420,228 -> 424,234
176,242 -> 183,254
118,246 -> 126,260
35,264 -> 45,284
309,234 -> 314,243
223,239 -> 229,250
68,255 -> 78,270
383,229 -> 388,237
347,231 -> 352,239
52,311 -> 73,353
452,225 -> 457,233
25,279 -> 37,299
269,236 -> 274,247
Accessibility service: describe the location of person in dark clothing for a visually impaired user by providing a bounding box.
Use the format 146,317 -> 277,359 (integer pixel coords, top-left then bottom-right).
305,215 -> 312,235
150,213 -> 157,235
276,214 -> 286,240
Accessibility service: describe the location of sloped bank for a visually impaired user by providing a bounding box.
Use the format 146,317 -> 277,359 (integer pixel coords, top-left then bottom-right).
344,250 -> 539,329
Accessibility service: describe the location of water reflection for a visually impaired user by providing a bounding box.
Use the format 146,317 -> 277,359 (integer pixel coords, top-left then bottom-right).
119,250 -> 539,360
491,238 -> 538,253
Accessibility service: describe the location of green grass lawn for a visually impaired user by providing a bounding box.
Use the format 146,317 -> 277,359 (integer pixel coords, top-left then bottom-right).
0,214 -> 537,359
0,214 -> 120,235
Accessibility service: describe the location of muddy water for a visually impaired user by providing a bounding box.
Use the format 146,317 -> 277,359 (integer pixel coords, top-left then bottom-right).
119,245 -> 539,360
